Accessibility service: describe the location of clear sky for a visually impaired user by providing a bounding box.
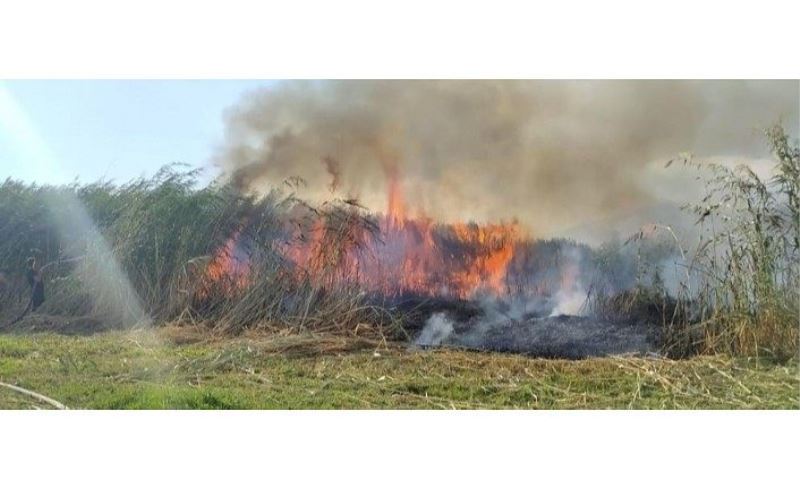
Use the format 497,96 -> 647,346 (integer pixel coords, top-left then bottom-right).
0,80 -> 273,185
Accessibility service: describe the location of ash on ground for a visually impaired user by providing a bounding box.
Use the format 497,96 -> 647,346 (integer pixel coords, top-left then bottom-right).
414,304 -> 658,359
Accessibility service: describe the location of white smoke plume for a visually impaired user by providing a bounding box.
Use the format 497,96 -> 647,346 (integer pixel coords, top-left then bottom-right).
549,247 -> 588,316
415,312 -> 455,346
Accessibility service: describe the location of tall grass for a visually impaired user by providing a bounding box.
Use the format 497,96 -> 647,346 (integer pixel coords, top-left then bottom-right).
593,125 -> 800,359
565,125 -> 798,360
0,166 -> 398,338
672,125 -> 799,359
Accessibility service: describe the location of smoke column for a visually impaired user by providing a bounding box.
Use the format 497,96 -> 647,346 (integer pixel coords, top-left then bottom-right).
215,80 -> 799,242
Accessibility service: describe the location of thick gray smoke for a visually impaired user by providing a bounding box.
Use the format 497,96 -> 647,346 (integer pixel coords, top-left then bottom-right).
215,80 -> 798,242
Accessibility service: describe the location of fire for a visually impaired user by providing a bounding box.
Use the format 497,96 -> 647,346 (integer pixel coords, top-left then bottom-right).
202,161 -> 535,301
284,165 -> 523,299
198,230 -> 251,298
369,218 -> 522,298
384,156 -> 406,227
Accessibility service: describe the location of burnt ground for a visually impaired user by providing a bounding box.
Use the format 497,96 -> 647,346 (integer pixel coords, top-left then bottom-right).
414,304 -> 659,359
446,314 -> 658,359
393,294 -> 659,359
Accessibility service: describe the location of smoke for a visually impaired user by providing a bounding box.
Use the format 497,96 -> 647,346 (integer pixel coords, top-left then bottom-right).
549,247 -> 588,317
415,312 -> 455,347
215,80 -> 798,242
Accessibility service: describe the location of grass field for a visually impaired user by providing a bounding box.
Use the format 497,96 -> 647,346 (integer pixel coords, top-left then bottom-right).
1,328 -> 797,409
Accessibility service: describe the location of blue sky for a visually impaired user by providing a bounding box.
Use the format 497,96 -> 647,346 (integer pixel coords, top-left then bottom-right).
0,80 -> 273,185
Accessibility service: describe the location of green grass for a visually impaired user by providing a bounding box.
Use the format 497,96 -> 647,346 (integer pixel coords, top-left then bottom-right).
1,329 -> 797,409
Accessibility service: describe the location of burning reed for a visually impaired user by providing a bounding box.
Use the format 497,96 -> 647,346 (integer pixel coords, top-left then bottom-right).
0,164 -> 635,337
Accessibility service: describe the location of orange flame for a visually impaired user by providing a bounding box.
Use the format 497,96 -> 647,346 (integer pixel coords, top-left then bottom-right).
201,159 -> 575,301
197,231 -> 250,298
283,164 -> 524,298
384,155 -> 406,227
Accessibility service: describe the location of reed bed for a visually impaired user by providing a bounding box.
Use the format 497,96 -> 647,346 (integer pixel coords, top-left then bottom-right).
587,125 -> 799,359
0,166 -> 401,338
1,126 -> 797,361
